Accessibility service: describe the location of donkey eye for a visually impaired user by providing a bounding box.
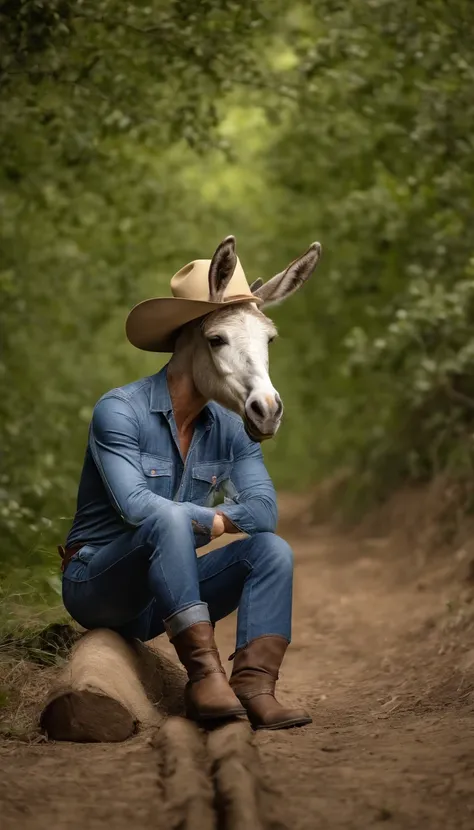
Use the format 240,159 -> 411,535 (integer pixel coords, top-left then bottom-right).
208,335 -> 227,348
268,335 -> 276,344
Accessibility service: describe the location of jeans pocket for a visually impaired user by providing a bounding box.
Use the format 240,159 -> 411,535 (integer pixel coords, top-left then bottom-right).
191,461 -> 232,505
75,544 -> 97,564
63,545 -> 96,581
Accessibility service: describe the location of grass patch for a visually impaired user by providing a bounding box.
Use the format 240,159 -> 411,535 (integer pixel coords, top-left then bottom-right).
0,554 -> 79,740
0,654 -> 59,741
0,558 -> 66,641
0,622 -> 79,741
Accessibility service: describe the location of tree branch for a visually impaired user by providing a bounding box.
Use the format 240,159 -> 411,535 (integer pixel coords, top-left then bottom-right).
72,13 -> 166,35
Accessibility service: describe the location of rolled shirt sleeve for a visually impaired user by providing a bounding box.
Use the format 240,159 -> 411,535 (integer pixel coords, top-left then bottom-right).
90,395 -> 215,533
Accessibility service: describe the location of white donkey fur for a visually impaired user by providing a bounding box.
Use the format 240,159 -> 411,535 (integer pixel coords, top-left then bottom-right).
169,236 -> 321,442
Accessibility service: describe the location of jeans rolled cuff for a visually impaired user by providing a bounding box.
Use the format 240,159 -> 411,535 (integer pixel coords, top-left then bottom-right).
164,602 -> 210,639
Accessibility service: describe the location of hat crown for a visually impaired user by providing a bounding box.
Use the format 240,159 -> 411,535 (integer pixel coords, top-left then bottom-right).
126,253 -> 259,353
171,257 -> 252,302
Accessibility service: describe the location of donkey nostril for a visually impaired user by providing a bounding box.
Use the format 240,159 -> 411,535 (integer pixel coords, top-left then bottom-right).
275,397 -> 283,417
250,399 -> 265,420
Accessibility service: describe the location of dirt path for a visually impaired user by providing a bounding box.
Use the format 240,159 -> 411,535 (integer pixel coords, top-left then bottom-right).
1,523 -> 474,829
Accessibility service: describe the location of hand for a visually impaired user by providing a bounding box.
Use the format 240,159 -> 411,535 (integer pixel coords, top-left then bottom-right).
213,512 -> 240,537
211,513 -> 225,539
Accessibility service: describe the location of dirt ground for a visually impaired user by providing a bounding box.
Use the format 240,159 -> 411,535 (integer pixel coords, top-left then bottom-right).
1,515 -> 474,829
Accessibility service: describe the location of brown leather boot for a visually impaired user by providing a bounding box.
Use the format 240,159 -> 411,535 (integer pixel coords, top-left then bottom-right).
171,622 -> 246,722
230,635 -> 312,730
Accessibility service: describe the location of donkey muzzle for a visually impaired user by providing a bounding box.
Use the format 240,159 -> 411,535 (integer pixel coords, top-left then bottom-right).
244,392 -> 283,442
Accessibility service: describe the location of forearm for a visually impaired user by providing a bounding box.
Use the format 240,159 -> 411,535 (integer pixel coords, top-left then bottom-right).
89,401 -> 215,533
120,487 -> 215,532
217,496 -> 278,536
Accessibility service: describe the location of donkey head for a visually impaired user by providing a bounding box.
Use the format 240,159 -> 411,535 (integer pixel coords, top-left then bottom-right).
182,236 -> 321,442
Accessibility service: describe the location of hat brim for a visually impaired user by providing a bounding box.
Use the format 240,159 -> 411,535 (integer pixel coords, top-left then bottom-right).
126,295 -> 260,353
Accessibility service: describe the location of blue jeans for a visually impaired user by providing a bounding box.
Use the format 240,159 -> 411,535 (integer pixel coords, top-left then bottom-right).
62,505 -> 293,649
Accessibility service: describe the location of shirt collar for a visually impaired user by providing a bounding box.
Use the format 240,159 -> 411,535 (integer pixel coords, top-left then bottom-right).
149,364 -> 215,424
149,365 -> 173,413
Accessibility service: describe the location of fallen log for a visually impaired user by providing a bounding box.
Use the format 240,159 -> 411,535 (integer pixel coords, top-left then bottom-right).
40,628 -> 186,742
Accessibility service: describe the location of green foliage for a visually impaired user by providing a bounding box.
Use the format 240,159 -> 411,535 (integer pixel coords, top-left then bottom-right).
256,0 -> 474,504
0,0 -> 280,571
2,0 -> 474,596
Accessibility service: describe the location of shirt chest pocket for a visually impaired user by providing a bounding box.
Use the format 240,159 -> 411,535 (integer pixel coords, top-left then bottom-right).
140,454 -> 173,499
191,461 -> 233,506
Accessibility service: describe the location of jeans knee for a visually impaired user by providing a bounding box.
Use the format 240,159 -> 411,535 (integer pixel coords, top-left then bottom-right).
139,503 -> 191,547
253,532 -> 294,573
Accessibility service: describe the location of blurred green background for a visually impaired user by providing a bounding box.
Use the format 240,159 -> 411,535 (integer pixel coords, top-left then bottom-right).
2,0 -> 474,626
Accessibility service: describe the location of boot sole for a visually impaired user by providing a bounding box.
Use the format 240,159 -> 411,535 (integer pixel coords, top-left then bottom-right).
253,716 -> 313,731
186,706 -> 247,723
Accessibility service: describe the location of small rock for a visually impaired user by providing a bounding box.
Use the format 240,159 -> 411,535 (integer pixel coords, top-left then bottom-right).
376,807 -> 393,821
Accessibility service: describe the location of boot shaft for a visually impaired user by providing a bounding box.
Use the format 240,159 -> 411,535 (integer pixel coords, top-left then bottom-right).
231,635 -> 289,696
172,621 -> 225,681
171,622 -> 245,722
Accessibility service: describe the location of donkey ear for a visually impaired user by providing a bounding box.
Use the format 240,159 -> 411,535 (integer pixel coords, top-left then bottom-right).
208,235 -> 237,301
250,278 -> 264,293
252,242 -> 321,308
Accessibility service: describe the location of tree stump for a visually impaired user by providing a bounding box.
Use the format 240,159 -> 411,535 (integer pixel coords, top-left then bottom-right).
40,629 -> 186,742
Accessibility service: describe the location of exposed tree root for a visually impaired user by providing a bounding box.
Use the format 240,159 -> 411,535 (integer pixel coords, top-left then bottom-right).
155,717 -> 216,830
207,721 -> 288,830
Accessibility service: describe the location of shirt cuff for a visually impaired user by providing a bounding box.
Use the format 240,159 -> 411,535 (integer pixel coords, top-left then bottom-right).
217,503 -> 255,535
183,503 -> 216,534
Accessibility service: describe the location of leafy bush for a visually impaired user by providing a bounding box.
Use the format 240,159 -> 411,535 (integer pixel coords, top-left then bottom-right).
2,0 -> 474,587
256,0 -> 474,506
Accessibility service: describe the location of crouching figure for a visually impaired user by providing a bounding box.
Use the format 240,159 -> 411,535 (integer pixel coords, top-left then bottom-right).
60,235 -> 321,729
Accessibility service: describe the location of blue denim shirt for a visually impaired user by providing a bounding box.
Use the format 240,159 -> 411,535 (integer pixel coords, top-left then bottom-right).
66,365 -> 278,549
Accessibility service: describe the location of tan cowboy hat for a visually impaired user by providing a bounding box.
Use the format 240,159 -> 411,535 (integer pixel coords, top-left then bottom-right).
126,236 -> 261,353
